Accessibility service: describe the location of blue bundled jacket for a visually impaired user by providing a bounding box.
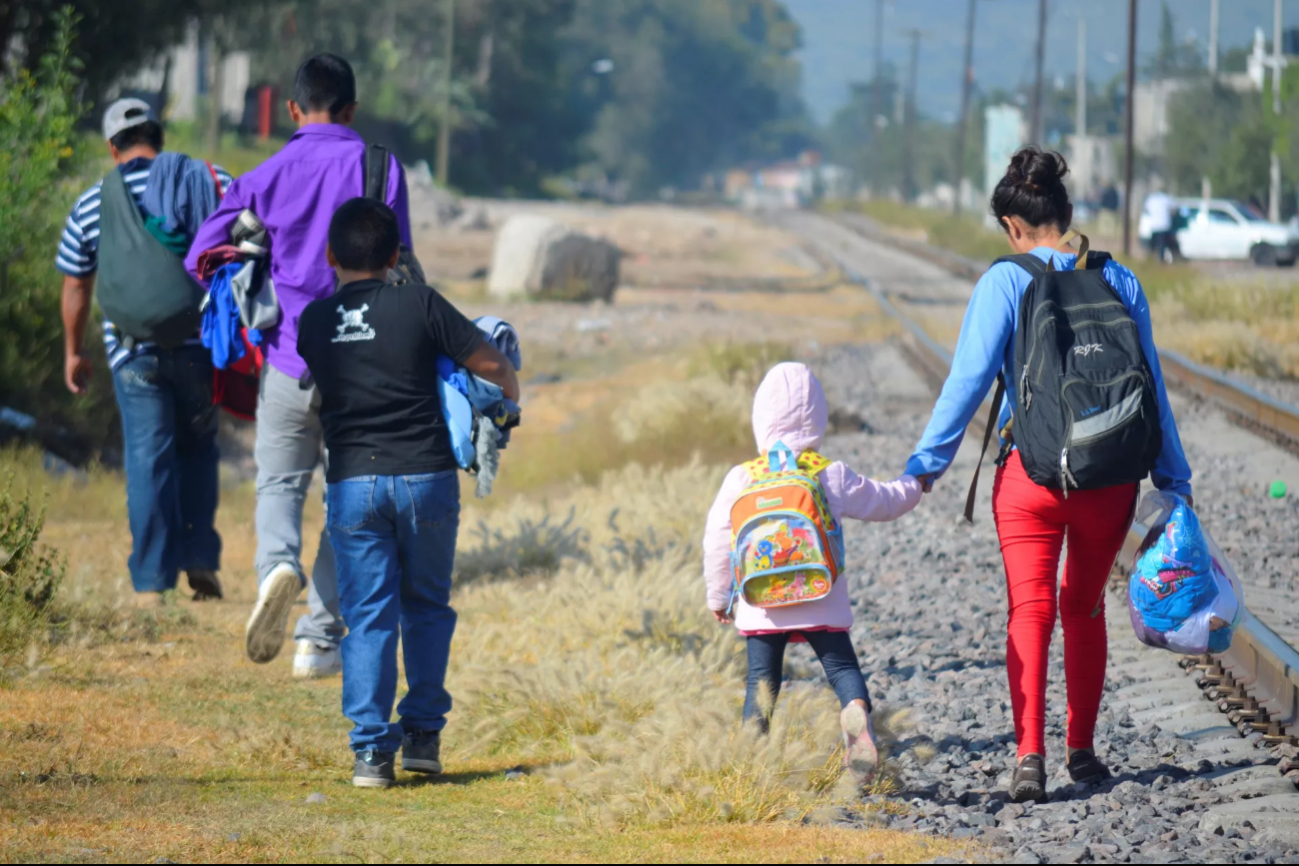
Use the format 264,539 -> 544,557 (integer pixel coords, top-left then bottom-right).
438,318 -> 522,471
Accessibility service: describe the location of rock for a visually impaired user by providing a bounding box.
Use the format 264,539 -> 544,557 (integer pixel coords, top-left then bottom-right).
305,792 -> 326,805
488,214 -> 620,302
226,833 -> 241,842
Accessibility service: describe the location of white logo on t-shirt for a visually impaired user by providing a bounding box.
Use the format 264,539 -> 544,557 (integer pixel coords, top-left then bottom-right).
333,304 -> 376,343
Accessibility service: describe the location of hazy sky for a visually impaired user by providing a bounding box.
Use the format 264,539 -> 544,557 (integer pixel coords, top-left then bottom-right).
785,0 -> 1299,124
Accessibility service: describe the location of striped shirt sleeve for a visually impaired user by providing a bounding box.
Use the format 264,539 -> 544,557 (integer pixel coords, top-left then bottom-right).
56,183 -> 102,277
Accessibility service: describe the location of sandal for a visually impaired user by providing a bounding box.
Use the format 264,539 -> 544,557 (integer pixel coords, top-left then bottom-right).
1066,749 -> 1111,784
1010,753 -> 1048,804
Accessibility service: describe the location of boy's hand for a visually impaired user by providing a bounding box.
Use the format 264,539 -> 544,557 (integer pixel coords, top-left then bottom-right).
711,609 -> 733,624
917,474 -> 935,493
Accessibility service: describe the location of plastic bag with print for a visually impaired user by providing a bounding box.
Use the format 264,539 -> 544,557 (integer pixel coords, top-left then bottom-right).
1127,491 -> 1244,655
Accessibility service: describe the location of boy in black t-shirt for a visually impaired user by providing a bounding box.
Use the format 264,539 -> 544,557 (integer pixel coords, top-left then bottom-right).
298,198 -> 519,788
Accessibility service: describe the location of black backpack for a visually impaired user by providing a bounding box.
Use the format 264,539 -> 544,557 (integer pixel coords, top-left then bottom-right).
363,143 -> 426,286
964,239 -> 1162,520
95,167 -> 206,348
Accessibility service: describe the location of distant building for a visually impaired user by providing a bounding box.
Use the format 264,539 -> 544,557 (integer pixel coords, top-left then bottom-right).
984,105 -> 1025,224
725,150 -> 853,210
112,22 -> 250,125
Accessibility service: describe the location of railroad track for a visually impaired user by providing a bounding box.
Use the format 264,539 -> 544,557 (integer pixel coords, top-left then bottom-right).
778,208 -> 1299,849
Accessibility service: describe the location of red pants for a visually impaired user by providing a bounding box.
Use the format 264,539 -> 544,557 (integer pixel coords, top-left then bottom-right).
992,452 -> 1137,758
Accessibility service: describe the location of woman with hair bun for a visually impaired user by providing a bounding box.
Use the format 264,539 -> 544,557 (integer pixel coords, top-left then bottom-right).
903,147 -> 1193,803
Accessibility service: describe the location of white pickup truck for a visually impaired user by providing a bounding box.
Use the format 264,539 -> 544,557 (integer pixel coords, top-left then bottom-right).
1139,198 -> 1299,267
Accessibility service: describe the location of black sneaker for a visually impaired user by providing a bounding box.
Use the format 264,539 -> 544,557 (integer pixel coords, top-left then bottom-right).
352,749 -> 396,788
187,569 -> 223,601
1066,749 -> 1111,784
1010,753 -> 1048,804
401,730 -> 442,774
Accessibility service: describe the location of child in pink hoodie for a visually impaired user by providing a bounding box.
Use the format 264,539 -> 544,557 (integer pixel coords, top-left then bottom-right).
703,362 -> 922,779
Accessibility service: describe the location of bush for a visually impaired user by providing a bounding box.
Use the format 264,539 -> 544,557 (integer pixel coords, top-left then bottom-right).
0,8 -> 119,456
0,477 -> 65,673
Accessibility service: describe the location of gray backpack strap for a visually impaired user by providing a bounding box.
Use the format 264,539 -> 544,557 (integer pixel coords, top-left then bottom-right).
992,253 -> 1049,277
364,143 -> 390,202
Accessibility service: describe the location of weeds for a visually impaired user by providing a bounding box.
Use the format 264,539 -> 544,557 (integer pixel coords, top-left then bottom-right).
0,476 -> 65,672
448,461 -> 912,829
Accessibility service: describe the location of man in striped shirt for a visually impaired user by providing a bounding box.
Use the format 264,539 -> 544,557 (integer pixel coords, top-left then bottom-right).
58,98 -> 233,608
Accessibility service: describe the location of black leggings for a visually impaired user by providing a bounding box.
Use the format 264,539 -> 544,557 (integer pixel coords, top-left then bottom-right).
742,630 -> 871,732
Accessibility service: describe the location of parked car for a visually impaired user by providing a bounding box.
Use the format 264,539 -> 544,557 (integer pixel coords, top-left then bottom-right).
1141,198 -> 1299,267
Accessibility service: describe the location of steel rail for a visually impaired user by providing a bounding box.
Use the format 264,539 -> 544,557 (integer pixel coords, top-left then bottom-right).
843,267 -> 1299,745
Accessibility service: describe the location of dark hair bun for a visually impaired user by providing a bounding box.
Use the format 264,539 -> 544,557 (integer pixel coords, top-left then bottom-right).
991,146 -> 1072,232
1008,147 -> 1068,192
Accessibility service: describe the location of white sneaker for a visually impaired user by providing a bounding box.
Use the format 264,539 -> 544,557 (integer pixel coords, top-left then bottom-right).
245,563 -> 302,664
293,639 -> 341,679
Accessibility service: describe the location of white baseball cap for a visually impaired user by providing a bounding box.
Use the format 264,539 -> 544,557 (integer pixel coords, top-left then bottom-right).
102,97 -> 157,141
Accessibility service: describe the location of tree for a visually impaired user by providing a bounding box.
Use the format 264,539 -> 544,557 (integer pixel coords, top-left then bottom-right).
1,1 -> 274,104
562,0 -> 812,197
1164,81 -> 1281,208
1146,0 -> 1202,80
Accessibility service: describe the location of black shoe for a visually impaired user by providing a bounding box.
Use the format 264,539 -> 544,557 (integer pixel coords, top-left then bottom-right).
352,749 -> 396,788
187,569 -> 224,601
1066,749 -> 1111,784
401,730 -> 443,774
1010,753 -> 1048,804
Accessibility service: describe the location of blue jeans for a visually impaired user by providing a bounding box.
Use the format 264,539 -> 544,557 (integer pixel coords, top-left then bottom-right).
111,346 -> 221,593
327,471 -> 460,754
742,631 -> 872,732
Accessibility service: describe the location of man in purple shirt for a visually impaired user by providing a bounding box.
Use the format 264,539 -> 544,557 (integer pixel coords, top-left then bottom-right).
187,54 -> 412,677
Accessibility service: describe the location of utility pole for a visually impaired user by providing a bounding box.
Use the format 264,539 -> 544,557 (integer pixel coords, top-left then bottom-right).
206,21 -> 224,159
902,29 -> 923,202
1076,14 -> 1087,138
1030,0 -> 1048,144
1204,0 -> 1220,209
953,0 -> 979,215
436,0 -> 455,188
1208,0 -> 1220,77
1270,0 -> 1285,223
872,0 -> 886,137
1123,0 -> 1138,257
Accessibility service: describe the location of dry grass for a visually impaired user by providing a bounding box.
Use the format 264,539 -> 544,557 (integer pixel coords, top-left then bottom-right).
0,446 -> 963,862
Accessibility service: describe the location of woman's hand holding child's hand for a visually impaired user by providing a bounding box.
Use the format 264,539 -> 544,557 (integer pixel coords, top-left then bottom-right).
712,609 -> 733,624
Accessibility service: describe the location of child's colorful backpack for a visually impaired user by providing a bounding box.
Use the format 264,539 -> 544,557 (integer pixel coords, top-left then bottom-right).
729,442 -> 845,610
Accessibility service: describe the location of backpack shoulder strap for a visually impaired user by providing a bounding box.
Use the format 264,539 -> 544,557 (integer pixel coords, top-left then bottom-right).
1084,250 -> 1112,270
205,161 -> 224,201
742,456 -> 770,483
364,143 -> 390,202
964,374 -> 1007,524
797,451 -> 832,476
991,253 -> 1049,278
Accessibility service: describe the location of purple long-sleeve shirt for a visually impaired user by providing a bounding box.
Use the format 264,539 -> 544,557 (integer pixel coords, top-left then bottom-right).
186,124 -> 412,380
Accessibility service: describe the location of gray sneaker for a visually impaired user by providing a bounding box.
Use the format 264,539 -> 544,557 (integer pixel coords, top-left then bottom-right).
352,749 -> 396,788
401,730 -> 442,774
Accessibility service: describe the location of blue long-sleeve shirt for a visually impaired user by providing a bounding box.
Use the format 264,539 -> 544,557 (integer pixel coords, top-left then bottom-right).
903,246 -> 1193,498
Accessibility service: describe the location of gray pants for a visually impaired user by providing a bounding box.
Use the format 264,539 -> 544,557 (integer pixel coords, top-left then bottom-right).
255,364 -> 344,649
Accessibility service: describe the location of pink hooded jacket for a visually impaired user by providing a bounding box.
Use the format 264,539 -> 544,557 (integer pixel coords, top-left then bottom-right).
702,363 -> 923,633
